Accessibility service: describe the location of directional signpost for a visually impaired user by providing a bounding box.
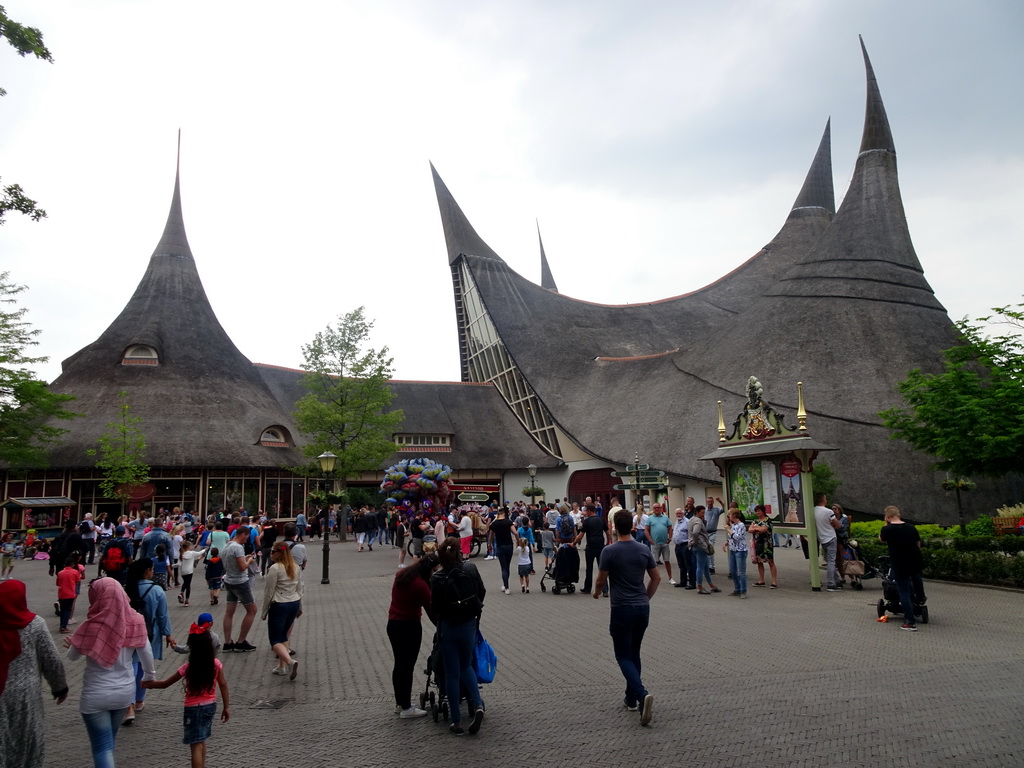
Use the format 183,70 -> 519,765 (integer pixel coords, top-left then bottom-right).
610,454 -> 667,491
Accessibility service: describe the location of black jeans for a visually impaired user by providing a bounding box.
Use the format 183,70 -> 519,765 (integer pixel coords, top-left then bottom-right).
495,544 -> 514,589
675,543 -> 695,587
386,619 -> 423,710
583,542 -> 605,593
180,573 -> 194,601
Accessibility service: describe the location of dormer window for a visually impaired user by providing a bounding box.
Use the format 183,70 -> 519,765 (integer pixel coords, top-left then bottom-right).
260,426 -> 291,447
394,434 -> 451,452
122,344 -> 159,366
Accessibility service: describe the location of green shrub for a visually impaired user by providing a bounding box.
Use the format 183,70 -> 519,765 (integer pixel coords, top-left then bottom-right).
915,524 -> 948,540
966,516 -> 996,537
952,536 -> 998,552
924,548 -> 963,581
1009,554 -> 1024,587
850,520 -> 884,540
998,537 -> 1024,555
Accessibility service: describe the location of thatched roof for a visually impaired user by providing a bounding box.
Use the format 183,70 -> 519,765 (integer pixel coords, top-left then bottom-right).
255,365 -> 557,471
45,161 -> 305,469
537,224 -> 559,292
434,42 -> 1009,523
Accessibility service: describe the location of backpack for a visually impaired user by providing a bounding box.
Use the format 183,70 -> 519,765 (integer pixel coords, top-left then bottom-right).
100,540 -> 129,574
78,520 -> 91,535
242,527 -> 256,555
129,583 -> 157,640
441,565 -> 482,623
558,513 -> 575,541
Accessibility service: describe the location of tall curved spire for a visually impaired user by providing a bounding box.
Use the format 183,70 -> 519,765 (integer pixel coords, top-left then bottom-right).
153,130 -> 193,259
858,36 -> 896,154
537,221 -> 559,292
790,118 -> 835,214
431,162 -> 504,265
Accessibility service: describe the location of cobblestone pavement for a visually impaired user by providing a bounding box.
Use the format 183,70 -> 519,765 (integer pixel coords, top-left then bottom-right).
14,540 -> 1022,767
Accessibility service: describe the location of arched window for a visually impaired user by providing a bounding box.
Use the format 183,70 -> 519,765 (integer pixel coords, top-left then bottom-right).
121,344 -> 159,366
260,426 -> 291,447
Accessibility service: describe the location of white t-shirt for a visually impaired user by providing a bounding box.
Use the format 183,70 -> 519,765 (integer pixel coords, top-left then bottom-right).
68,643 -> 155,714
458,516 -> 474,538
179,548 -> 207,576
814,505 -> 837,544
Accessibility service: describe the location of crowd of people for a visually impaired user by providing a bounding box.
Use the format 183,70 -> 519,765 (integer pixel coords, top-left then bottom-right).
0,506 -> 307,767
0,495 -> 931,761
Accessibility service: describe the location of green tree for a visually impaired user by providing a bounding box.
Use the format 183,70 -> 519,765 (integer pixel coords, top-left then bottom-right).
880,300 -> 1024,529
0,5 -> 52,224
811,461 -> 842,501
0,272 -> 77,467
294,307 -> 403,539
86,391 -> 150,509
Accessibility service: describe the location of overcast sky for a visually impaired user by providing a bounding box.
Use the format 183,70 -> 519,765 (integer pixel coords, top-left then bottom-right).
3,0 -> 1022,385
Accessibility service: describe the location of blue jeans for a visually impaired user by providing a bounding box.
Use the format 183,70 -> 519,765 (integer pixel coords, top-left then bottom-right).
438,618 -> 483,725
894,572 -> 926,625
693,547 -> 712,587
729,549 -> 747,593
133,657 -> 146,703
82,708 -> 128,768
609,604 -> 650,706
495,544 -> 514,589
821,539 -> 838,588
674,543 -> 694,587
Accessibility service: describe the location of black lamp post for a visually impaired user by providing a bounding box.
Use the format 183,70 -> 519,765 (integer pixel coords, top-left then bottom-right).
318,451 -> 337,585
527,463 -> 537,506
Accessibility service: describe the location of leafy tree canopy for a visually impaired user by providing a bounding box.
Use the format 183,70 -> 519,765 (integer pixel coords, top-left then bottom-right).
0,271 -> 77,467
293,307 -> 403,483
880,301 -> 1024,479
0,5 -> 52,224
86,391 -> 149,502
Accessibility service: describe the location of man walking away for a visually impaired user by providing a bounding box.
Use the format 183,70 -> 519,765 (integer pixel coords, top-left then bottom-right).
594,510 -> 661,726
879,506 -> 927,631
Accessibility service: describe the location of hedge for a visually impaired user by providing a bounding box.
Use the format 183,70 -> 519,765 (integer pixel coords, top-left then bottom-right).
847,526 -> 1024,588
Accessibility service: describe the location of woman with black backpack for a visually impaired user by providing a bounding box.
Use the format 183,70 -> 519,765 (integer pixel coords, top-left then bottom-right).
430,537 -> 486,736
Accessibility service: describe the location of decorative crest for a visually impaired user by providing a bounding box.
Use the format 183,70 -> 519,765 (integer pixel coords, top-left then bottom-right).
722,376 -> 802,443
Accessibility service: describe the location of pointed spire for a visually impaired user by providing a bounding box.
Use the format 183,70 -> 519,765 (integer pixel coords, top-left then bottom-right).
791,118 -> 835,214
858,36 -> 896,154
430,162 -> 504,265
537,221 -> 559,292
153,130 -> 194,259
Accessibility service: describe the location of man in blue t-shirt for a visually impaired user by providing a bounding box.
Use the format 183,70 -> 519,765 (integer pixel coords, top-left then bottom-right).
644,504 -> 674,585
594,509 -> 661,727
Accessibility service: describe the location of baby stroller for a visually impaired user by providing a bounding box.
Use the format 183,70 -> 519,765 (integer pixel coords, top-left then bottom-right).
840,539 -> 881,590
419,630 -> 481,724
540,544 -> 580,594
874,555 -> 929,624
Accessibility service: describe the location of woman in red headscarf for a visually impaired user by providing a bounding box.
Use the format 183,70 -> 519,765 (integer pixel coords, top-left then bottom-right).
0,579 -> 69,768
66,577 -> 156,768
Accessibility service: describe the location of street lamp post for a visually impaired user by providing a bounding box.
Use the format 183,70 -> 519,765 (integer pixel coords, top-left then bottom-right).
527,463 -> 537,507
318,451 -> 337,585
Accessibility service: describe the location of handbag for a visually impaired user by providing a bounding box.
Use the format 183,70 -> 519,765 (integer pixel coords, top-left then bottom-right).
475,629 -> 497,684
705,541 -> 714,555
844,560 -> 866,577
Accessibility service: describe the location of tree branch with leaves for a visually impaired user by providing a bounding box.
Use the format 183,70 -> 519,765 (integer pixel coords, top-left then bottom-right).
0,271 -> 77,467
293,307 -> 404,535
86,391 -> 149,507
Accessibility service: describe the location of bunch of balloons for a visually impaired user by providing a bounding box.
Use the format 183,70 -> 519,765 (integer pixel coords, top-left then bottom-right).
380,457 -> 453,506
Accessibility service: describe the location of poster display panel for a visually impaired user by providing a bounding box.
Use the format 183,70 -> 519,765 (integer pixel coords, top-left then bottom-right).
727,461 -> 764,517
778,456 -> 804,526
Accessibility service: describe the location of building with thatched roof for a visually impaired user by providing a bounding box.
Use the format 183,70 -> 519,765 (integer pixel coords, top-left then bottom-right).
431,41 -> 1012,524
0,160 -> 553,532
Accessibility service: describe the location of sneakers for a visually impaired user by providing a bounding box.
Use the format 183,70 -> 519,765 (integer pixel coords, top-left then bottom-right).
400,706 -> 428,719
901,623 -> 918,632
289,659 -> 299,680
623,698 -> 639,712
468,707 -> 484,734
502,587 -> 509,594
826,586 -> 841,592
223,642 -> 237,653
235,641 -> 257,652
449,724 -> 465,736
525,588 -> 530,594
710,586 -> 721,593
272,667 -> 288,676
729,590 -> 741,596
640,694 -> 654,726
521,585 -> 526,593
176,593 -> 184,604
740,593 -> 748,599
669,579 -> 677,585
